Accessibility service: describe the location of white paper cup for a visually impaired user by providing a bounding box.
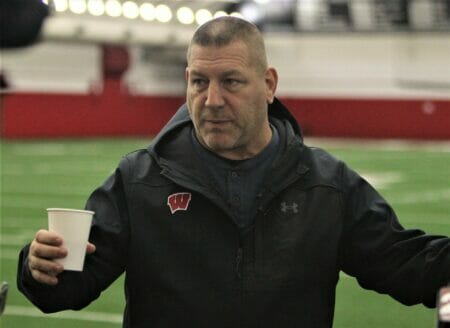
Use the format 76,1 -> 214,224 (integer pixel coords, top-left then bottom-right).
47,208 -> 94,271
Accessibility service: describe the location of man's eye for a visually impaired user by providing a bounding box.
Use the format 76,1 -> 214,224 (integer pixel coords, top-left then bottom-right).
224,79 -> 242,89
225,79 -> 238,86
192,79 -> 207,86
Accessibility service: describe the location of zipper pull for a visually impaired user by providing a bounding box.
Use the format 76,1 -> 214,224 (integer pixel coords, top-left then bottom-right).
235,248 -> 243,279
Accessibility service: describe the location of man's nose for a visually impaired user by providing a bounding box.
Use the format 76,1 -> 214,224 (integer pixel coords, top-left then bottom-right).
205,82 -> 225,108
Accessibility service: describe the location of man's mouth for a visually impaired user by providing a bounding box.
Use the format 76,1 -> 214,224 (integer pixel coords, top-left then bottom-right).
204,119 -> 232,127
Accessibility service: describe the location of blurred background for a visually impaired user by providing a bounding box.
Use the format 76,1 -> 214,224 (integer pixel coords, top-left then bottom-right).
1,0 -> 449,138
1,0 -> 449,327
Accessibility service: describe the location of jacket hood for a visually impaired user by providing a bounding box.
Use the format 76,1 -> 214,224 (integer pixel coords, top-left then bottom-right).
148,97 -> 302,152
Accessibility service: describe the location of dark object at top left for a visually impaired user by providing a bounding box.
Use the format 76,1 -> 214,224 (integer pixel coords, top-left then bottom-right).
0,0 -> 49,48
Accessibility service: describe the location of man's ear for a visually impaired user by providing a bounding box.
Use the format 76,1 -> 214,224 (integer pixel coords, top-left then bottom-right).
185,67 -> 190,82
265,67 -> 278,104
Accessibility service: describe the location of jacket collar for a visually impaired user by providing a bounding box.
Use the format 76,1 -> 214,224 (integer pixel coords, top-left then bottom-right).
148,98 -> 309,217
147,97 -> 303,154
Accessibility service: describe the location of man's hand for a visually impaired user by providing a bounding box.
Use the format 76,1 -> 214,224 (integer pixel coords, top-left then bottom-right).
28,229 -> 96,285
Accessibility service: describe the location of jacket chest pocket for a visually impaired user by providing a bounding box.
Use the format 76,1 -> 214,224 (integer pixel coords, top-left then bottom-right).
254,188 -> 343,290
129,186 -> 238,291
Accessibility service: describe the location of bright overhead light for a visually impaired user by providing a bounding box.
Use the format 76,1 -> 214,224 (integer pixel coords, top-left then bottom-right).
195,9 -> 212,25
240,2 -> 263,23
41,0 -> 49,5
254,0 -> 270,3
140,3 -> 156,21
105,0 -> 121,17
230,12 -> 244,19
155,4 -> 172,23
123,1 -> 139,19
177,7 -> 194,25
298,1 -> 320,16
87,0 -> 105,16
53,0 -> 68,12
214,11 -> 228,18
69,0 -> 87,14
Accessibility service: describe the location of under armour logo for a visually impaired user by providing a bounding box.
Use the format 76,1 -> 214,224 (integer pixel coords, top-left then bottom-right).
281,202 -> 298,213
167,192 -> 192,214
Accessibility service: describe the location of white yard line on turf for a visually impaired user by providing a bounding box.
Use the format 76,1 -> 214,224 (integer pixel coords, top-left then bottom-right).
0,248 -> 22,260
2,164 -> 110,176
393,189 -> 450,205
1,217 -> 43,228
306,138 -> 450,152
2,187 -> 89,196
4,305 -> 122,324
10,144 -> 68,156
361,172 -> 403,189
0,233 -> 34,247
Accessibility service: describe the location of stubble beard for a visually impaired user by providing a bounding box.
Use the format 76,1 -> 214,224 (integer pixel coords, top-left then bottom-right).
198,123 -> 241,154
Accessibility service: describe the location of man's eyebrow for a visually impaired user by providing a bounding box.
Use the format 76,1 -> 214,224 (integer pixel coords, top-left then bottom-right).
189,69 -> 243,76
220,70 -> 243,77
188,70 -> 206,77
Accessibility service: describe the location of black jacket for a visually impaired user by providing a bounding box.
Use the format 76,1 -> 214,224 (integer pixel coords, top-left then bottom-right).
18,98 -> 450,327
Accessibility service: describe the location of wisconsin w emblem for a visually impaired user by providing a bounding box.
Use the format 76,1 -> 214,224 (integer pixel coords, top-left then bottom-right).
167,192 -> 192,214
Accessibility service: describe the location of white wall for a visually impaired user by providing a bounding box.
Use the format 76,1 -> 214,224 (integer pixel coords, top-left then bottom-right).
124,46 -> 186,96
1,42 -> 101,93
2,33 -> 450,99
265,33 -> 450,99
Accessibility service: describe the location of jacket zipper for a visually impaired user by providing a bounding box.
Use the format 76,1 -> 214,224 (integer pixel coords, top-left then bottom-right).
235,247 -> 243,279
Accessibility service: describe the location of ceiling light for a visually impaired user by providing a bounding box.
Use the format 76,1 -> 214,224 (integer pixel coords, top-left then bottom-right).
195,9 -> 212,25
298,1 -> 320,16
140,3 -> 156,21
123,1 -> 139,19
105,0 -> 121,17
87,0 -> 105,16
69,0 -> 87,14
214,11 -> 228,18
53,0 -> 68,12
177,7 -> 194,25
155,4 -> 172,23
230,12 -> 244,19
240,2 -> 263,23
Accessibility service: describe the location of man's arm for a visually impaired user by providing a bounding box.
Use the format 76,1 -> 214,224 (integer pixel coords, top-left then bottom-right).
340,164 -> 450,307
17,165 -> 130,312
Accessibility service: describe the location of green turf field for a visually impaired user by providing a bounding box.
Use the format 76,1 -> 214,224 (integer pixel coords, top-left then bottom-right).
1,138 -> 449,327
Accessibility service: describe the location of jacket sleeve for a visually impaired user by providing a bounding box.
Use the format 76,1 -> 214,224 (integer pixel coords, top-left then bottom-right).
17,158 -> 131,313
340,163 -> 450,308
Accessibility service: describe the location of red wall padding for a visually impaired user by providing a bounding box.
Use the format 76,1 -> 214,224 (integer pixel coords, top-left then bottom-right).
282,97 -> 450,139
1,80 -> 185,138
1,86 -> 449,139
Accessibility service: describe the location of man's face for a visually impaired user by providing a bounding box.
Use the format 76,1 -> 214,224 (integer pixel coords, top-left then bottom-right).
186,41 -> 277,160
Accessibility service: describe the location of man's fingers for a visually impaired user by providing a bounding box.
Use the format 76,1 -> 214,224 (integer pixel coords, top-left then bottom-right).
28,230 -> 95,286
35,229 -> 63,246
28,254 -> 64,286
29,256 -> 64,275
28,229 -> 66,285
30,269 -> 59,286
86,242 -> 96,254
31,242 -> 67,259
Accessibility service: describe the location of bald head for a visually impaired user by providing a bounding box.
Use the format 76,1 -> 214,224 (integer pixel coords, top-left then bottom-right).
187,16 -> 268,74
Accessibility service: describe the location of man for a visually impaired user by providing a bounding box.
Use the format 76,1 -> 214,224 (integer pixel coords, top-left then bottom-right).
18,17 -> 450,327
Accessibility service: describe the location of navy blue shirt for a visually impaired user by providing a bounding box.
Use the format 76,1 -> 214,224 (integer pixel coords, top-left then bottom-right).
192,125 -> 280,228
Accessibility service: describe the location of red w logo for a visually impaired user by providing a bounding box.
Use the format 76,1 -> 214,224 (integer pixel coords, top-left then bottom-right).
167,192 -> 192,214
